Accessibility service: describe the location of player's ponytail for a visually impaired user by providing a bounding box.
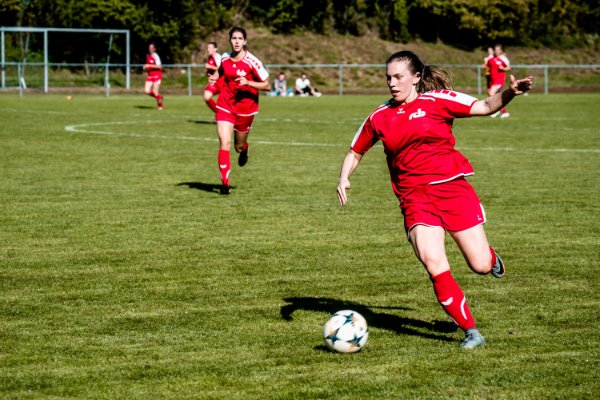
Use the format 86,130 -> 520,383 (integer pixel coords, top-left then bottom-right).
419,65 -> 453,92
386,50 -> 453,93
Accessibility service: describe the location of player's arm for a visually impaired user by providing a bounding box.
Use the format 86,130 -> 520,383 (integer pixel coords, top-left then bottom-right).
205,63 -> 218,71
337,149 -> 363,206
470,75 -> 533,116
236,77 -> 271,91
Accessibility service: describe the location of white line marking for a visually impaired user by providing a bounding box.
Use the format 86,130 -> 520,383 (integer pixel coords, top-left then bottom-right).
64,120 -> 600,153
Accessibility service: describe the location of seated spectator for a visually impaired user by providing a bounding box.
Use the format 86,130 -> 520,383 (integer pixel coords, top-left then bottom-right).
295,73 -> 322,97
270,72 -> 294,96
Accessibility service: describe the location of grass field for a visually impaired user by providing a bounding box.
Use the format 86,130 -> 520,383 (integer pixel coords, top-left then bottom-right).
1,92 -> 599,399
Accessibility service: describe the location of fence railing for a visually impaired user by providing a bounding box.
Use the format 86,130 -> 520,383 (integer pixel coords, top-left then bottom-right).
1,62 -> 598,96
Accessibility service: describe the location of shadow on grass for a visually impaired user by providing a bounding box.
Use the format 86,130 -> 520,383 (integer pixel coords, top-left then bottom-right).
188,119 -> 216,125
134,105 -> 155,109
281,296 -> 457,343
176,182 -> 233,195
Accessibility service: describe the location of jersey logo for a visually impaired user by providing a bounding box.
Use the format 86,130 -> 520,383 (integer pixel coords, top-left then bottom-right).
236,69 -> 247,77
396,108 -> 405,114
408,108 -> 426,120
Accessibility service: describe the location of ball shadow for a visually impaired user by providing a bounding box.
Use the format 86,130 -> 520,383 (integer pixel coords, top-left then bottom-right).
281,296 -> 457,343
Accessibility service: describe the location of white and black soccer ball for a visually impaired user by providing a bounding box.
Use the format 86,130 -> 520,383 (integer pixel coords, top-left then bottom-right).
323,310 -> 368,353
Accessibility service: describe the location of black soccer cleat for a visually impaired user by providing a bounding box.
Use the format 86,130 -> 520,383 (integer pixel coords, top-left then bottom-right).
220,184 -> 230,195
491,251 -> 505,278
238,147 -> 249,167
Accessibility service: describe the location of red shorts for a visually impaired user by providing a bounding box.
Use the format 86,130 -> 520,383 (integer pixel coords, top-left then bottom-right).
205,80 -> 221,95
215,108 -> 255,133
146,75 -> 162,84
401,178 -> 486,234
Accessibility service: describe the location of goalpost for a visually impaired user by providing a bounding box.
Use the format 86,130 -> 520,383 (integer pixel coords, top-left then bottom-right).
0,26 -> 130,93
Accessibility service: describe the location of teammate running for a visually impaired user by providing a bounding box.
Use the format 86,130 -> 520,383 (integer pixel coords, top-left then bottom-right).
486,44 -> 511,118
203,42 -> 222,113
143,42 -> 164,110
209,27 -> 271,195
337,50 -> 533,349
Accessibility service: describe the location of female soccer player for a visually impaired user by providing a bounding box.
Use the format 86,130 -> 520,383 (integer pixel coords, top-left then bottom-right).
143,42 -> 164,110
337,51 -> 532,349
203,41 -> 222,113
209,27 -> 270,194
486,44 -> 511,118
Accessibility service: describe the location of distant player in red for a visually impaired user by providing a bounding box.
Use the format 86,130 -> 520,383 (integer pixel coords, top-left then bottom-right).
486,44 -> 511,118
482,46 -> 494,90
337,51 -> 533,349
143,43 -> 164,110
203,42 -> 222,113
209,27 -> 271,194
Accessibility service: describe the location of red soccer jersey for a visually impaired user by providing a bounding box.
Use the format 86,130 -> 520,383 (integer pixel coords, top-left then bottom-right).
146,53 -> 162,78
206,53 -> 222,75
351,90 -> 478,199
486,55 -> 509,86
215,51 -> 269,116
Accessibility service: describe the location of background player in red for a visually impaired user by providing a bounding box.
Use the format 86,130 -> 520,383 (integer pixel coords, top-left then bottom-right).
337,50 -> 533,349
482,46 -> 494,91
203,41 -> 222,113
486,43 -> 511,118
143,42 -> 164,110
209,27 -> 270,194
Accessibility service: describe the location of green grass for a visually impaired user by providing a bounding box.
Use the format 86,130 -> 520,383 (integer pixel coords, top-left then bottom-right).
1,92 -> 599,399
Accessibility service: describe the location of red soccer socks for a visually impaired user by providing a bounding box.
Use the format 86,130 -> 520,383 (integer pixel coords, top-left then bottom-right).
218,149 -> 231,187
431,270 -> 476,331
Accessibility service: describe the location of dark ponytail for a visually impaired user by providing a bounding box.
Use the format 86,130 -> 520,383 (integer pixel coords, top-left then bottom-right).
386,50 -> 453,93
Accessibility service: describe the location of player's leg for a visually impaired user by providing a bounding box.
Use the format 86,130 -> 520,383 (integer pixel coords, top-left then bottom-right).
488,84 -> 501,117
409,225 -> 483,348
144,80 -> 154,97
152,81 -> 163,110
233,116 -> 254,167
216,118 -> 234,193
450,225 -> 505,278
204,87 -> 218,113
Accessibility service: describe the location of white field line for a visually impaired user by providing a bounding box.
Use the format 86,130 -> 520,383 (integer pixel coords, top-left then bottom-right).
64,120 -> 600,153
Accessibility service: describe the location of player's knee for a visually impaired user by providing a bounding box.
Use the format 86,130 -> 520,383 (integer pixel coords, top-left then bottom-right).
419,253 -> 449,276
468,254 -> 493,275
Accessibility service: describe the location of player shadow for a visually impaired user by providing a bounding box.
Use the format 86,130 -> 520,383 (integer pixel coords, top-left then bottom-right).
134,105 -> 155,109
188,119 -> 216,125
281,296 -> 457,344
176,181 -> 233,195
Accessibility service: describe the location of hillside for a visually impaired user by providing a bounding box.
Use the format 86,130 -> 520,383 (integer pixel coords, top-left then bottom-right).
191,29 -> 600,94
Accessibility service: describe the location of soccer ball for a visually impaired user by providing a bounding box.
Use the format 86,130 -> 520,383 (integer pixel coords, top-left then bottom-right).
323,310 -> 368,353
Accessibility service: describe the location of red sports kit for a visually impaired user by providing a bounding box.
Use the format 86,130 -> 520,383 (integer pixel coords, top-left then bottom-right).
351,90 -> 484,232
215,51 -> 269,132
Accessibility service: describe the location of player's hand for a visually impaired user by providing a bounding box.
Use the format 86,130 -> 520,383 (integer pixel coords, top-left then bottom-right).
337,179 -> 351,206
143,64 -> 149,71
510,75 -> 533,95
235,76 -> 249,86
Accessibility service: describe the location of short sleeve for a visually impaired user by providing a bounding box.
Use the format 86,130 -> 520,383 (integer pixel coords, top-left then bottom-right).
351,116 -> 379,154
425,90 -> 478,119
152,53 -> 161,66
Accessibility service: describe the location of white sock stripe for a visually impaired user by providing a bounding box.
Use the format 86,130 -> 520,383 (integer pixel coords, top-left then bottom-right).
460,297 -> 467,321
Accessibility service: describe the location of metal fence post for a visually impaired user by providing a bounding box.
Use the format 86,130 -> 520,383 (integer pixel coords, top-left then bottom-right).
476,65 -> 481,95
1,29 -> 5,89
338,64 -> 343,96
18,63 -> 23,97
43,29 -> 48,93
126,30 -> 130,90
544,66 -> 549,95
188,65 -> 192,96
